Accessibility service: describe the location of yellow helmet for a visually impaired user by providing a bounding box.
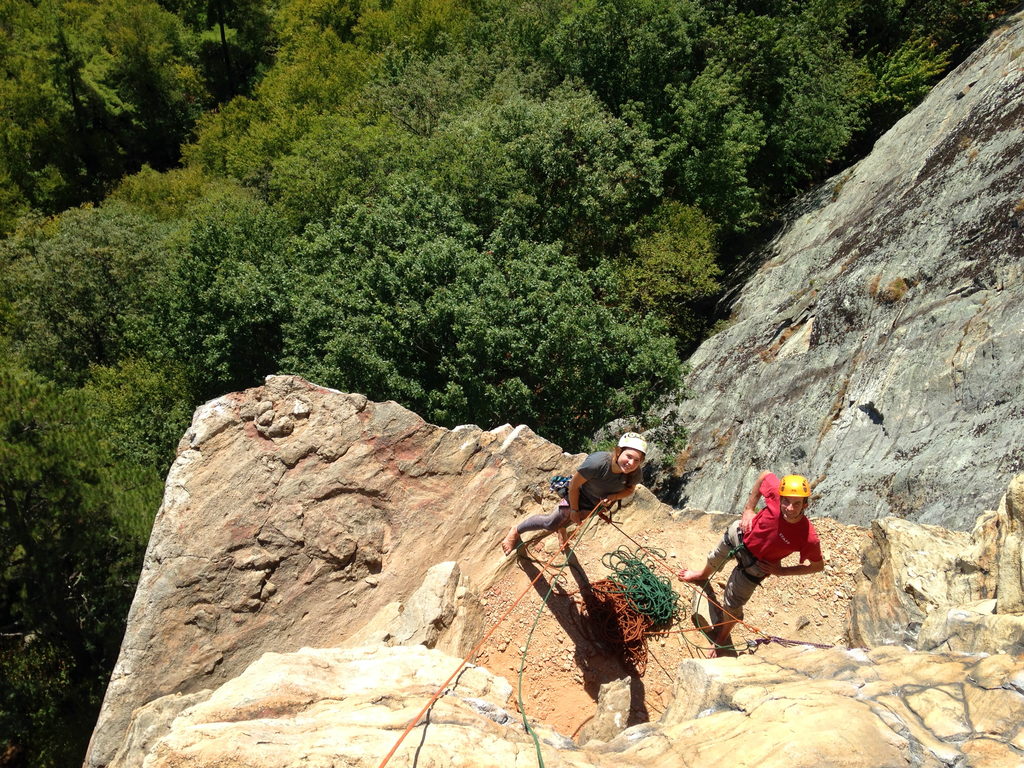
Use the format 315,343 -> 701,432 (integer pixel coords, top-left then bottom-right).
779,474 -> 811,498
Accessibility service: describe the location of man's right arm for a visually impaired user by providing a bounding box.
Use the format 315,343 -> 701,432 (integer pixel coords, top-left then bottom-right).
741,470 -> 772,534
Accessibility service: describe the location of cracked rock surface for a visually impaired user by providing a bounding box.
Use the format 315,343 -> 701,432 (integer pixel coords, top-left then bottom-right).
654,9 -> 1024,531
86,375 -> 574,768
110,644 -> 1023,768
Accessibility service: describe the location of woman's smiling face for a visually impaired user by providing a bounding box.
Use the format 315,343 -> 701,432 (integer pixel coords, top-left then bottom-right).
617,448 -> 644,473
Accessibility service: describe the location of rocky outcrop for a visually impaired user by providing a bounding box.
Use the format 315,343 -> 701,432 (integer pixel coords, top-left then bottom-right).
658,9 -> 1024,531
342,559 -> 484,654
109,643 -> 1024,768
850,473 -> 1024,654
88,375 -> 1024,767
85,375 -> 581,768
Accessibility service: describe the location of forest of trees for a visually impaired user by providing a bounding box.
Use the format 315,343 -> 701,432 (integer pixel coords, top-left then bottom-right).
0,0 -> 1013,764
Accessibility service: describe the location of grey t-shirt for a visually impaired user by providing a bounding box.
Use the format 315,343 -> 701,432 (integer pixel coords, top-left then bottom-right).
576,451 -> 642,509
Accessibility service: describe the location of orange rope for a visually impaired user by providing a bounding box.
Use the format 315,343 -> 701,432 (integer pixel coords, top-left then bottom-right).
602,518 -> 771,642
584,578 -> 653,673
375,504 -> 603,768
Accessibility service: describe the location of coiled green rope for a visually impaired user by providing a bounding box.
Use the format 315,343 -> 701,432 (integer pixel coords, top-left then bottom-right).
600,545 -> 681,627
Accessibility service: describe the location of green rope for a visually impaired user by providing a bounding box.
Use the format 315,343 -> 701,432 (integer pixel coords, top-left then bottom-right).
685,542 -> 755,654
516,510 -> 601,768
600,545 -> 681,627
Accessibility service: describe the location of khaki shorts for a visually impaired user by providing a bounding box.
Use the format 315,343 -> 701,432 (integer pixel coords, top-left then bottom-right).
706,520 -> 768,619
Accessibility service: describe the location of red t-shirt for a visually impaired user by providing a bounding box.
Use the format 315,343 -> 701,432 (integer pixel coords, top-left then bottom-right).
744,473 -> 823,564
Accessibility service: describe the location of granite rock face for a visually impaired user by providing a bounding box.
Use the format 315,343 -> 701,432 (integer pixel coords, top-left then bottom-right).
108,644 -> 1024,768
850,473 -> 1024,654
657,10 -> 1024,531
84,375 -> 578,768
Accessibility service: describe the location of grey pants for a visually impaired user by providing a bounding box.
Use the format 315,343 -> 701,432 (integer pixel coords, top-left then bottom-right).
515,501 -> 589,535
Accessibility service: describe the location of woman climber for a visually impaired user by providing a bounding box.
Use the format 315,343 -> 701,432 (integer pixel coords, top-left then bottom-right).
677,471 -> 825,656
501,433 -> 648,555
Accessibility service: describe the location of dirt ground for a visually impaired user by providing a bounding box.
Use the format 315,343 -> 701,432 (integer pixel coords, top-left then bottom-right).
474,510 -> 870,741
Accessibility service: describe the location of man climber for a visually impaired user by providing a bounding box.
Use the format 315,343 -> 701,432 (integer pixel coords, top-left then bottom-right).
677,471 -> 824,656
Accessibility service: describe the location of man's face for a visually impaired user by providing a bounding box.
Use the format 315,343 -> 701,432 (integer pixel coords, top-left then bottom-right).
780,495 -> 807,522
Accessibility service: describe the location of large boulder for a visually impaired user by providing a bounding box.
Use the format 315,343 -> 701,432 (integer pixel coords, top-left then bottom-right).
109,643 -> 1024,768
656,9 -> 1024,531
850,474 -> 1024,653
85,375 -> 580,768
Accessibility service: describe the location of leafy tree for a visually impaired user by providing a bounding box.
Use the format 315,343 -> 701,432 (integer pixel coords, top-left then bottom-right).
1,637 -> 79,768
265,115 -> 413,229
350,0 -> 476,55
0,0 -> 111,227
861,37 -> 950,135
364,49 -> 507,138
0,0 -> 208,231
539,0 -> 703,116
283,177 -> 682,448
699,4 -> 873,197
768,9 -> 874,186
79,0 -> 208,168
81,358 -> 195,473
0,203 -> 175,386
108,163 -> 251,221
158,0 -> 276,100
183,26 -> 375,188
665,63 -> 767,230
470,0 -> 571,64
424,82 -> 664,262
157,192 -> 290,399
617,202 -> 722,350
850,0 -> 1013,58
0,356 -> 160,768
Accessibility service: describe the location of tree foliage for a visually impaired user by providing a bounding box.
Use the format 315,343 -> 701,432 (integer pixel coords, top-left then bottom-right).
0,356 -> 160,767
0,203 -> 175,385
0,0 -> 208,230
283,178 -> 682,446
158,192 -> 290,399
538,0 -> 702,116
618,202 -> 722,348
0,0 -> 1016,762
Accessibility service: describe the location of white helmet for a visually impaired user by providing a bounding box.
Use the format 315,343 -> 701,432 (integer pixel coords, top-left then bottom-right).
617,432 -> 647,454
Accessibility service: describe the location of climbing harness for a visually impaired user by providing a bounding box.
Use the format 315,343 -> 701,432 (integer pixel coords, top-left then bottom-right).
732,529 -> 766,585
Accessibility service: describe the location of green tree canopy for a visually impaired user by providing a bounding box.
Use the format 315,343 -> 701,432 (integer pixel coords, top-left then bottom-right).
0,0 -> 207,232
0,203 -> 175,385
0,355 -> 160,767
283,178 -> 682,447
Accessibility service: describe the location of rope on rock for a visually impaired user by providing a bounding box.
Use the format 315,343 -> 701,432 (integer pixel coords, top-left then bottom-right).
582,546 -> 682,674
597,516 -> 776,652
598,519 -> 842,658
374,501 -> 608,768
601,546 -> 681,627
